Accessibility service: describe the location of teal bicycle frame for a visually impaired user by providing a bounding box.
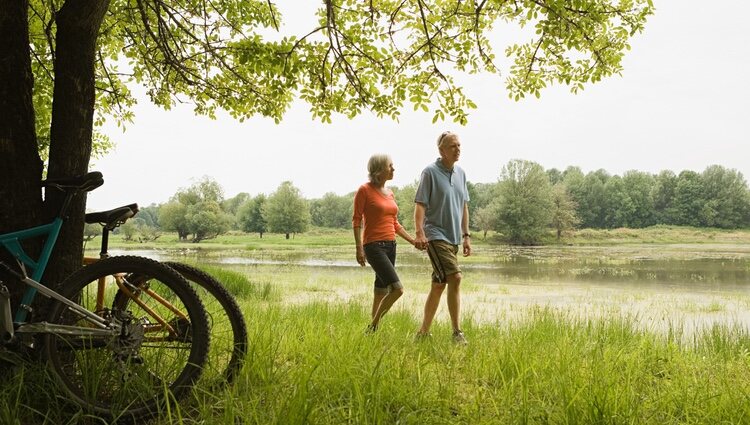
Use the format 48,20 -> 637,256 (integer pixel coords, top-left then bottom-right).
1,171 -> 116,343
1,216 -> 118,343
0,217 -> 63,323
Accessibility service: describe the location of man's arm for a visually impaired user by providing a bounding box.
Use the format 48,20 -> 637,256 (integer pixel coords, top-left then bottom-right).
462,202 -> 472,257
414,202 -> 428,250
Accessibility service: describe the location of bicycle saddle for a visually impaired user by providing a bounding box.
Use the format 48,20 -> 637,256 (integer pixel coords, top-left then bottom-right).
85,203 -> 139,230
43,171 -> 104,192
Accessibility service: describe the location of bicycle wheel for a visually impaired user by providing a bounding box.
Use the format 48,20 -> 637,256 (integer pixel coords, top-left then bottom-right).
164,262 -> 248,385
44,256 -> 210,420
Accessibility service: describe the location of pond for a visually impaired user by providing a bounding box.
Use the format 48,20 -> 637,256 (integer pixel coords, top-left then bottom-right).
108,244 -> 750,337
110,244 -> 750,286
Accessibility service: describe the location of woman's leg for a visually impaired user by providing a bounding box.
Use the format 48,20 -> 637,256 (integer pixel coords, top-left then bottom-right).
372,285 -> 403,326
364,241 -> 402,330
372,291 -> 387,319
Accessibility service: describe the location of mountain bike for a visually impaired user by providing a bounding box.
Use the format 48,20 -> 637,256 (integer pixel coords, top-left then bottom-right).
0,172 -> 210,420
84,203 -> 248,385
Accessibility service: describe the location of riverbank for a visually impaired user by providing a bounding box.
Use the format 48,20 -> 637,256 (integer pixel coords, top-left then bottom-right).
101,225 -> 750,251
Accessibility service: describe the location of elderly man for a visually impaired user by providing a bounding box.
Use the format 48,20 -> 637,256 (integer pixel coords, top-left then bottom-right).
413,131 -> 472,344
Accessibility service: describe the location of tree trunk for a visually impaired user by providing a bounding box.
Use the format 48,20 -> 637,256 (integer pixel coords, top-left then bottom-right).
0,0 -> 45,305
44,0 -> 110,289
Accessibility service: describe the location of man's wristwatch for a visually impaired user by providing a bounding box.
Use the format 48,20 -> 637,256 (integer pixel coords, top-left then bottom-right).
463,233 -> 471,238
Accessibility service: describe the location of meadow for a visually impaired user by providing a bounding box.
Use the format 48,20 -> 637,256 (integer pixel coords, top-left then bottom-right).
3,226 -> 750,424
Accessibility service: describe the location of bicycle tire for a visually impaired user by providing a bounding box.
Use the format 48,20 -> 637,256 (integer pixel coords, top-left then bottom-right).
164,262 -> 248,385
44,256 -> 210,420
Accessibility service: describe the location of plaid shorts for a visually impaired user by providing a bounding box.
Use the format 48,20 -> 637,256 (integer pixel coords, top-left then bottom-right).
426,240 -> 461,283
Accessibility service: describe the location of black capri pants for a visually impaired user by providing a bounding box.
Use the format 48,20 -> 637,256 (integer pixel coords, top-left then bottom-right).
363,240 -> 403,294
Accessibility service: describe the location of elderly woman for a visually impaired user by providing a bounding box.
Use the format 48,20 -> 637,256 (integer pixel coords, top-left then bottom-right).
353,154 -> 417,332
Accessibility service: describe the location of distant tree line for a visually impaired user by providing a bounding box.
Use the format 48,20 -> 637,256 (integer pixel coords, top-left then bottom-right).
110,162 -> 750,245
468,161 -> 750,244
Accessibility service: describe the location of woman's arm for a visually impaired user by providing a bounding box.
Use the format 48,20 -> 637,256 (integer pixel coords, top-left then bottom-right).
352,186 -> 367,266
353,226 -> 366,266
396,225 -> 416,247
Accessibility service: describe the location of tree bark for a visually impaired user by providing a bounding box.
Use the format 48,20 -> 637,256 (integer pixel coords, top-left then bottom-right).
0,0 -> 44,305
44,0 -> 111,288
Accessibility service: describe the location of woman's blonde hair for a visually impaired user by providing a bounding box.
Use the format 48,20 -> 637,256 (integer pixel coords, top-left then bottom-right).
367,154 -> 392,185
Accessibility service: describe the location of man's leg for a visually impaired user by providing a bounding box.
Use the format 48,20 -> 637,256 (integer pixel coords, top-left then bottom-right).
445,272 -> 462,332
419,282 -> 445,334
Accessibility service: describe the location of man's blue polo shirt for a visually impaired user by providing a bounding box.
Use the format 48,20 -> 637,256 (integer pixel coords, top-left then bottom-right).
414,158 -> 470,245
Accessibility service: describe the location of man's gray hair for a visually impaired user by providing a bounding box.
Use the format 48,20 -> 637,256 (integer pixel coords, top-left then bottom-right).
437,131 -> 456,147
367,154 -> 392,185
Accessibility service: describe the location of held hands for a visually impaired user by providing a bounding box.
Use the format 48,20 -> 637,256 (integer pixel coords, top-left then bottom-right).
413,234 -> 428,251
356,245 -> 366,266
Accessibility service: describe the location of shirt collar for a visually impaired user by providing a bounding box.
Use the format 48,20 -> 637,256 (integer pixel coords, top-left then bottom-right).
435,158 -> 454,172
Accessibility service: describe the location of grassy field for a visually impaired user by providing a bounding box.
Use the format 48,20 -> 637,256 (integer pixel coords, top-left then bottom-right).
5,227 -> 750,423
3,260 -> 750,424
102,225 -> 750,251
551,225 -> 750,245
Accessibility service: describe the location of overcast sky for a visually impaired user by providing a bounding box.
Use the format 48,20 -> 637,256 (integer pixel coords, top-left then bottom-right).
87,1 -> 750,211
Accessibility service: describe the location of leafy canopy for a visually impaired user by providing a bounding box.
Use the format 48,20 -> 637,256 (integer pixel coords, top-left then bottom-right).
28,0 -> 654,158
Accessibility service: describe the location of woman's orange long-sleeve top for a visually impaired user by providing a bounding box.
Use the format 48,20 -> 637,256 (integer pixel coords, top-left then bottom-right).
352,183 -> 403,245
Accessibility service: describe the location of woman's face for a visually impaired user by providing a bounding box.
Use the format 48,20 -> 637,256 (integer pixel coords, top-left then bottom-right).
381,160 -> 395,182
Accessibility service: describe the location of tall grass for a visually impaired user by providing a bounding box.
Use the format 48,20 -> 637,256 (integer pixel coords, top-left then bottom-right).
4,301 -> 750,424
155,303 -> 750,425
188,263 -> 278,301
4,264 -> 750,424
0,355 -> 104,425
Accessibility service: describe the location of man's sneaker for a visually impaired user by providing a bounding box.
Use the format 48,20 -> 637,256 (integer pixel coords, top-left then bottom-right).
452,330 -> 468,345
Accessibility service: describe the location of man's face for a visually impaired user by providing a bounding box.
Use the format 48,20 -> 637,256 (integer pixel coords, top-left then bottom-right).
439,136 -> 461,162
